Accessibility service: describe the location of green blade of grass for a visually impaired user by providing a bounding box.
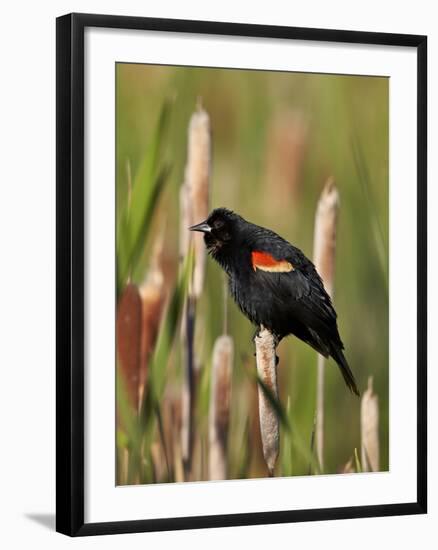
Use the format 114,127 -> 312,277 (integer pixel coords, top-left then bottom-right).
351,136 -> 388,291
289,419 -> 322,476
354,447 -> 362,473
116,368 -> 145,483
116,367 -> 142,451
243,364 -> 322,475
117,101 -> 171,293
254,373 -> 290,432
281,397 -> 293,477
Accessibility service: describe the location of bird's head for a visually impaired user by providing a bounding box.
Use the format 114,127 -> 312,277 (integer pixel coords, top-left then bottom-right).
189,207 -> 244,259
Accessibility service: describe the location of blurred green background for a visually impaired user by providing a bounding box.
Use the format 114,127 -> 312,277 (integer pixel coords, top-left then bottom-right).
116,63 -> 388,481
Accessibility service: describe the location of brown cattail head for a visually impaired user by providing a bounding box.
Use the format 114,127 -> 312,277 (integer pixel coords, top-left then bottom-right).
138,235 -> 167,409
209,335 -> 234,480
313,177 -> 339,296
361,376 -> 380,472
183,105 -> 211,297
139,281 -> 165,395
116,283 -> 142,410
265,109 -> 308,204
255,327 -> 279,476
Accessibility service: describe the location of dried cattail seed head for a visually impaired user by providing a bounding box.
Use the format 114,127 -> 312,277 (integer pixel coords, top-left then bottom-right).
313,177 -> 339,296
361,376 -> 380,472
209,335 -> 234,480
255,327 -> 279,476
183,107 -> 211,297
265,109 -> 308,205
138,234 -> 167,408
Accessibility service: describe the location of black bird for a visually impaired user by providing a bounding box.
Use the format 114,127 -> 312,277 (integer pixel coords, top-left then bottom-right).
190,207 -> 359,396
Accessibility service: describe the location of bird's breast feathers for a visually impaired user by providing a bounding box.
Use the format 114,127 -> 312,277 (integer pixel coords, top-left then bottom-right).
251,250 -> 294,273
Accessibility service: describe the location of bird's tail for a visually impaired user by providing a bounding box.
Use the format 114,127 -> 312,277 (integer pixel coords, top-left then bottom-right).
331,346 -> 360,396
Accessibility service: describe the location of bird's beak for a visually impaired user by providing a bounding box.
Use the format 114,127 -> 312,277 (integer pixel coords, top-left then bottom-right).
189,221 -> 211,233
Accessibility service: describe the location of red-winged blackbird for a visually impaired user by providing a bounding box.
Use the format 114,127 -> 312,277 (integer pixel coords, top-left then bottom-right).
190,207 -> 359,396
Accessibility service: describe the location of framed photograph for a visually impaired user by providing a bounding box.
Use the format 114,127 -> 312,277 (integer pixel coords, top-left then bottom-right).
56,13 -> 427,536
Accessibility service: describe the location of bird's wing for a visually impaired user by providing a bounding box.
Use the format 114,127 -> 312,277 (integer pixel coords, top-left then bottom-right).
251,241 -> 340,341
251,250 -> 294,273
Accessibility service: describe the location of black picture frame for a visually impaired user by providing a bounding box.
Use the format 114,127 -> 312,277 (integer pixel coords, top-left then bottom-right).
56,12 -> 427,537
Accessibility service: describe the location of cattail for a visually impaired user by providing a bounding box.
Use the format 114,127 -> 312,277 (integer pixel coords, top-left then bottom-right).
185,104 -> 211,298
265,109 -> 308,204
116,283 -> 142,410
255,327 -> 279,476
179,184 -> 192,263
313,178 -> 339,471
313,178 -> 338,295
361,377 -> 380,472
209,335 -> 234,480
138,235 -> 167,409
180,104 -> 211,479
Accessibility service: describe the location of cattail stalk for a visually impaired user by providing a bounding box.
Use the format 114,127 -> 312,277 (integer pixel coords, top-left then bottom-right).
361,377 -> 380,472
209,335 -> 234,480
180,295 -> 196,477
313,177 -> 339,471
180,105 -> 211,478
255,327 -> 279,476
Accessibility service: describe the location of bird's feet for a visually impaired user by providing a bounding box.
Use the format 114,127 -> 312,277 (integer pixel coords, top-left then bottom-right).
252,327 -> 280,366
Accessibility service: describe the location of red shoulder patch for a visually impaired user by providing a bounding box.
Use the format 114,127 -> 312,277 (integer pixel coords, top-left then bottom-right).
251,251 -> 294,273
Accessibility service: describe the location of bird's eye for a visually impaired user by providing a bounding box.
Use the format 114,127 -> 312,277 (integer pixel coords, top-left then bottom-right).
213,219 -> 225,230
